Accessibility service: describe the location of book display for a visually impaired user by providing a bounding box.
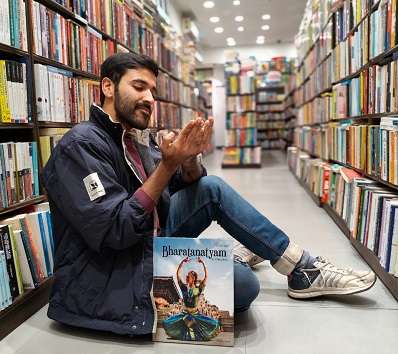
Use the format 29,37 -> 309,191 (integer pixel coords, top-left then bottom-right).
153,237 -> 234,346
256,57 -> 296,151
0,0 -> 207,339
222,59 -> 261,168
291,0 -> 398,301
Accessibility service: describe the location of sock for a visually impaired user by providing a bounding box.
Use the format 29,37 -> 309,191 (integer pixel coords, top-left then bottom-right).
290,250 -> 316,276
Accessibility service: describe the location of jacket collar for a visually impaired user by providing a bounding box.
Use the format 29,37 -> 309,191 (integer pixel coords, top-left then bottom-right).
89,104 -> 124,146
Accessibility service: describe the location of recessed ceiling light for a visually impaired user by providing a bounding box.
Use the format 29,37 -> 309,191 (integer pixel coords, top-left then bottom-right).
228,41 -> 236,46
237,26 -> 244,32
262,14 -> 271,20
234,15 -> 244,22
210,16 -> 220,23
233,0 -> 240,5
257,35 -> 265,40
262,24 -> 270,31
256,37 -> 265,44
227,37 -> 235,42
214,27 -> 224,33
203,1 -> 215,8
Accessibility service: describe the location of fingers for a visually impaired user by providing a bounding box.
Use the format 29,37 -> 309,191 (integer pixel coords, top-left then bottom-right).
179,120 -> 196,139
161,131 -> 177,147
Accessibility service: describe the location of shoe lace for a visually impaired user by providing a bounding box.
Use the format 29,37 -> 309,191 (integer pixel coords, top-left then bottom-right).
315,257 -> 352,275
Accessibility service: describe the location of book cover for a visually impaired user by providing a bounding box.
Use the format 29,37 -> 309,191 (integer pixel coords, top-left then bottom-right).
153,237 -> 234,347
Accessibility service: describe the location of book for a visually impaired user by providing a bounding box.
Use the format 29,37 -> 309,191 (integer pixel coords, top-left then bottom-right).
0,0 -> 27,51
34,64 -> 100,123
39,128 -> 70,166
31,2 -> 115,75
222,146 -> 261,166
0,224 -> 20,300
0,60 -> 29,123
153,237 -> 234,347
0,142 -> 39,209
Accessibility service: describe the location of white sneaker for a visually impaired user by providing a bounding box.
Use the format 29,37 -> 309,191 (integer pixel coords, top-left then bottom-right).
233,243 -> 264,267
288,257 -> 377,299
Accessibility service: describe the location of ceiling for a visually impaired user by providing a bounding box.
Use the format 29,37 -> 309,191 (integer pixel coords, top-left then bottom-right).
171,0 -> 307,49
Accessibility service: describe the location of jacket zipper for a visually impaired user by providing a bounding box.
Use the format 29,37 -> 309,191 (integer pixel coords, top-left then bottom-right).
121,131 -> 157,331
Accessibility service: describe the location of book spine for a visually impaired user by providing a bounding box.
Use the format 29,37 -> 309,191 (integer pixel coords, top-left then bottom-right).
0,225 -> 20,299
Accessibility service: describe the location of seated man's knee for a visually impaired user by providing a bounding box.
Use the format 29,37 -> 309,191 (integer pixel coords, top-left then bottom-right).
234,261 -> 260,312
198,175 -> 226,194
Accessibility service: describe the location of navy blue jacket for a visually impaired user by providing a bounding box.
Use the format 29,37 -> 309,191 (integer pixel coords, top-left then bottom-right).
42,105 -> 205,336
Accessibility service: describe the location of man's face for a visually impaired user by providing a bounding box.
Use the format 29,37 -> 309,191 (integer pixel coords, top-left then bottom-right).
113,68 -> 157,130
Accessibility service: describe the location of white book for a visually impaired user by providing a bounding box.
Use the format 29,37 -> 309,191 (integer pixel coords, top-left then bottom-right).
22,63 -> 28,122
12,229 -> 34,289
42,65 -> 51,120
2,0 -> 11,45
34,64 -> 45,121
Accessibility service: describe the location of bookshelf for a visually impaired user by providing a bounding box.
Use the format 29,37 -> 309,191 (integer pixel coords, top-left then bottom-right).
291,0 -> 398,301
222,59 -> 261,168
0,0 -> 205,339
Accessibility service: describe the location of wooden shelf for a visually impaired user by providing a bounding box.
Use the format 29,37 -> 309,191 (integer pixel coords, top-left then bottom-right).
0,123 -> 34,129
256,101 -> 283,105
224,145 -> 261,148
323,202 -> 398,301
227,110 -> 256,114
222,163 -> 261,169
256,86 -> 284,91
257,110 -> 284,114
227,127 -> 257,130
328,159 -> 398,192
158,66 -> 184,84
33,55 -> 100,80
0,196 -> 47,217
322,203 -> 351,239
0,277 -> 53,340
0,43 -> 29,58
227,93 -> 255,96
290,159 -> 398,301
38,122 -> 75,128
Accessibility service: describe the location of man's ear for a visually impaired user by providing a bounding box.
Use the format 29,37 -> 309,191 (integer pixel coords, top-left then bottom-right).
101,77 -> 114,101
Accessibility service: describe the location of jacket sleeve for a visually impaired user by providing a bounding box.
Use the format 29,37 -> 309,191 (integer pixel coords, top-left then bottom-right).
168,165 -> 207,195
43,139 -> 154,253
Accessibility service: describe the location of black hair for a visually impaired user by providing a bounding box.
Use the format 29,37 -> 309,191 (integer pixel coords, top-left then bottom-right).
99,52 -> 159,105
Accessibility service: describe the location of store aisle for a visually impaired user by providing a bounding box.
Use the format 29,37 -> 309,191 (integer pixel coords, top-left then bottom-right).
1,150 -> 398,354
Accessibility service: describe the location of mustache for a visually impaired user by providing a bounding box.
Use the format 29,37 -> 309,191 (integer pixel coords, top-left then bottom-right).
135,102 -> 152,112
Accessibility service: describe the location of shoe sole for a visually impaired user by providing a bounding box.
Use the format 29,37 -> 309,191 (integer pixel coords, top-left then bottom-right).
287,277 -> 377,299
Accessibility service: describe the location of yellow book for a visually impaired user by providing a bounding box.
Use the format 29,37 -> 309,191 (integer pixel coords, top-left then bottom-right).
0,60 -> 11,123
39,136 -> 52,167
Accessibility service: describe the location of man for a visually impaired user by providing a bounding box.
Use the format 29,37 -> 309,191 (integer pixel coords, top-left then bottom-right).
42,53 -> 376,337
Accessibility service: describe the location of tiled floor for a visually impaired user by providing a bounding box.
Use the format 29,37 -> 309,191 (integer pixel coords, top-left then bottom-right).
1,150 -> 398,354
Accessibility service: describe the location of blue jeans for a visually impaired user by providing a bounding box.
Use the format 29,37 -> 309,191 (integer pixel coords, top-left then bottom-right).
162,176 -> 303,312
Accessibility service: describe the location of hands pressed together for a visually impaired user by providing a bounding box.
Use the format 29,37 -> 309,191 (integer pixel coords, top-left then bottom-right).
160,117 -> 214,170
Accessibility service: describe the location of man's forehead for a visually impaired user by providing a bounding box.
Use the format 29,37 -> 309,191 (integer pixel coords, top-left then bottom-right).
123,68 -> 156,83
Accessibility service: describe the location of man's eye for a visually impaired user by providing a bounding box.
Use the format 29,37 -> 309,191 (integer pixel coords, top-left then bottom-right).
134,85 -> 145,91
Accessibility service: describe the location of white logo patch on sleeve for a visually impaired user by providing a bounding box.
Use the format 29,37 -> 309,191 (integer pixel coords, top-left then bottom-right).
83,172 -> 106,201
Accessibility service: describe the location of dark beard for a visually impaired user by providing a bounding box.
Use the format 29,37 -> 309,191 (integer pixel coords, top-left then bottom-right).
114,87 -> 152,130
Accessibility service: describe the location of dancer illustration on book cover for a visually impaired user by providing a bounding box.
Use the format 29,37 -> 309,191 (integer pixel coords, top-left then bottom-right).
162,256 -> 221,341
